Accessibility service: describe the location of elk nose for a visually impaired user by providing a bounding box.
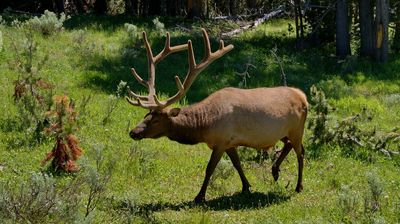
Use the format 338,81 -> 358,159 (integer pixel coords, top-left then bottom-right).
130,128 -> 144,140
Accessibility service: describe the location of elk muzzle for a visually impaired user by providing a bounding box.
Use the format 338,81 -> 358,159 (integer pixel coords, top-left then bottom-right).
130,124 -> 146,140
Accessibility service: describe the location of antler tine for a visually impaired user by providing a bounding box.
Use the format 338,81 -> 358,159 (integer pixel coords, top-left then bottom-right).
187,40 -> 196,70
142,31 -> 154,60
127,86 -> 148,100
131,68 -> 147,87
219,40 -> 225,50
142,31 -> 156,96
127,31 -> 189,110
184,28 -> 234,87
154,32 -> 188,64
153,29 -> 234,109
153,75 -> 185,107
127,29 -> 233,110
202,28 -> 211,59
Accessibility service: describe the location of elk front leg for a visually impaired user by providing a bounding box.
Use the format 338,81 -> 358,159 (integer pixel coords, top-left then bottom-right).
226,148 -> 251,193
194,148 -> 225,203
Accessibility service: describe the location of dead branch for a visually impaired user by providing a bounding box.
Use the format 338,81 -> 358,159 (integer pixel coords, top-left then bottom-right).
221,6 -> 285,37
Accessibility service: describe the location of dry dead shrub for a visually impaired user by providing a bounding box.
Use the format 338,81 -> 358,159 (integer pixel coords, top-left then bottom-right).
41,95 -> 83,172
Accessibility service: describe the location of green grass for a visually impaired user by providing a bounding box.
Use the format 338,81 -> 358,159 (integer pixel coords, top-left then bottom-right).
0,15 -> 399,223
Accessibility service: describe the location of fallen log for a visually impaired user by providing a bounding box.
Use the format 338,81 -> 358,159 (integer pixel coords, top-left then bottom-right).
221,6 -> 285,37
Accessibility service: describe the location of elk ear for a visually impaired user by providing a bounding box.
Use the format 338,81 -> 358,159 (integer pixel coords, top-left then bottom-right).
168,108 -> 181,117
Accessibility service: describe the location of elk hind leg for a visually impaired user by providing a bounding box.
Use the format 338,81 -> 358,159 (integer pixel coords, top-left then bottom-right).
226,148 -> 251,193
272,138 -> 293,181
293,143 -> 305,192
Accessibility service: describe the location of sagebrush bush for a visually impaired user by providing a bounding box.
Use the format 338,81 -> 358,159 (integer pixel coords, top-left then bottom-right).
81,144 -> 116,217
209,158 -> 234,192
364,172 -> 383,215
124,23 -> 139,41
0,172 -> 84,223
338,185 -> 359,221
152,17 -> 165,33
0,30 -> 3,52
102,81 -> 126,125
26,10 -> 67,35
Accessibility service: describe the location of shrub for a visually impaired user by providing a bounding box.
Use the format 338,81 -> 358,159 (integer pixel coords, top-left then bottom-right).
81,144 -> 116,217
102,81 -> 127,125
26,10 -> 67,36
308,86 -> 400,161
338,185 -> 359,222
0,173 -> 58,223
308,85 -> 334,145
0,172 -> 84,223
152,17 -> 165,33
209,158 -> 234,193
9,26 -> 53,143
41,95 -> 83,173
0,30 -> 3,52
124,23 -> 139,41
364,172 -> 383,215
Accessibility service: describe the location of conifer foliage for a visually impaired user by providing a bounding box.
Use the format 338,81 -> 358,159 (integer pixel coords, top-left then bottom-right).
41,95 -> 83,172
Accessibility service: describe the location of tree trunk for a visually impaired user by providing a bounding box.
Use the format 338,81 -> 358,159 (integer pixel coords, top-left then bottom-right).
393,22 -> 400,53
374,0 -> 389,62
94,0 -> 107,14
359,0 -> 374,57
336,0 -> 351,58
148,0 -> 161,15
125,0 -> 138,15
187,0 -> 205,18
294,0 -> 304,49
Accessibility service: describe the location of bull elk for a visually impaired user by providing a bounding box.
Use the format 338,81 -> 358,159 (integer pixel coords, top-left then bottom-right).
126,29 -> 308,203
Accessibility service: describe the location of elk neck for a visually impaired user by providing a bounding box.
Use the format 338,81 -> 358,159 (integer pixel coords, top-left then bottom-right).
167,103 -> 218,145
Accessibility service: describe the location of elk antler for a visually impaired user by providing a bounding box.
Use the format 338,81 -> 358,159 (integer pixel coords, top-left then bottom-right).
126,28 -> 234,110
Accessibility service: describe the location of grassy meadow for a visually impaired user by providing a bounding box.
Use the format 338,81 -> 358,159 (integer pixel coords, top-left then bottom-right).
0,14 -> 399,223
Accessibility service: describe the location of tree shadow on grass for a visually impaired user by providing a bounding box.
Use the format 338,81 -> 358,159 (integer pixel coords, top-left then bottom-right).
70,15 -> 400,104
116,190 -> 291,217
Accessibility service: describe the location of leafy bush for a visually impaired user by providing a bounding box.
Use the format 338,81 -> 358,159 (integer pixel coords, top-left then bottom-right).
26,10 -> 67,36
152,17 -> 165,33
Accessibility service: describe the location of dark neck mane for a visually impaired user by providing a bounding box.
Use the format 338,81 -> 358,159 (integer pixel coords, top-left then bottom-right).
167,103 -> 219,145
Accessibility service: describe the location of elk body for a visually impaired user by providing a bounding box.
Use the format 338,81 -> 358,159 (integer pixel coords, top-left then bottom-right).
126,29 -> 308,203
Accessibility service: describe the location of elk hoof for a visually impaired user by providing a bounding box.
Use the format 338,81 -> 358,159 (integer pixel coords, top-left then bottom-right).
295,184 -> 303,193
241,183 -> 251,194
194,195 -> 205,204
272,166 -> 280,181
241,188 -> 251,195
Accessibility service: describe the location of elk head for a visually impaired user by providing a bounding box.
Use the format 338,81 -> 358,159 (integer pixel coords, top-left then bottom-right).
126,29 -> 233,140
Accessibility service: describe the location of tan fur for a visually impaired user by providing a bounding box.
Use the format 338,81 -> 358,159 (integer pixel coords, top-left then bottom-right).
131,86 -> 308,203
